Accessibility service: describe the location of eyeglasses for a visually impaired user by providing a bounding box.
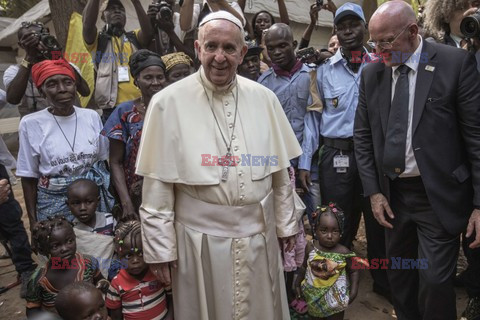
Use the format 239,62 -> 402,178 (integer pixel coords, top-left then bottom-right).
367,24 -> 411,50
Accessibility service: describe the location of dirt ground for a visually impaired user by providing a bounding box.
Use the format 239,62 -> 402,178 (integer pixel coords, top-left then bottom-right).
0,181 -> 470,320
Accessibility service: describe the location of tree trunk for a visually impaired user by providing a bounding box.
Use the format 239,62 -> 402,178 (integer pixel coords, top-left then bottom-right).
363,0 -> 378,23
48,0 -> 88,48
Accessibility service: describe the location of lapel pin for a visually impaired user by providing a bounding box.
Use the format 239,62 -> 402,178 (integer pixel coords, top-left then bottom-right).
425,65 -> 435,72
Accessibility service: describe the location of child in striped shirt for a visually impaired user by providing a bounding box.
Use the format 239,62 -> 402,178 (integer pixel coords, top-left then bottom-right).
106,221 -> 172,320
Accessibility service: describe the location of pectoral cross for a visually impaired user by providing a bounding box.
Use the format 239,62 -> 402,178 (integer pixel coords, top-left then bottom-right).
221,152 -> 235,181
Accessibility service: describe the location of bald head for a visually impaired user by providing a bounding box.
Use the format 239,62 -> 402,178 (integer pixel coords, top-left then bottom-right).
369,0 -> 420,67
370,0 -> 417,30
264,23 -> 294,43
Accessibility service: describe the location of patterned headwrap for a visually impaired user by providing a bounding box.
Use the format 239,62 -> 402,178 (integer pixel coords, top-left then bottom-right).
161,52 -> 194,72
129,49 -> 166,78
31,59 -> 75,88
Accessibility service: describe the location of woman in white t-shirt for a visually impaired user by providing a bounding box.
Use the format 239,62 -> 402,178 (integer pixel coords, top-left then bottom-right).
16,59 -> 112,227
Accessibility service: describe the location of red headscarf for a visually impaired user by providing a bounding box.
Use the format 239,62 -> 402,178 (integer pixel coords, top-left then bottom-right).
31,59 -> 76,88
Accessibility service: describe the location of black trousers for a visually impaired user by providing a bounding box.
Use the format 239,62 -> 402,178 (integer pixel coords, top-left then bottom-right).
462,232 -> 480,298
387,177 -> 459,320
320,145 -> 389,292
0,164 -> 35,275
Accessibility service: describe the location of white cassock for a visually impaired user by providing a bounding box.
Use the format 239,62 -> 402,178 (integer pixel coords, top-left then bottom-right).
136,67 -> 302,320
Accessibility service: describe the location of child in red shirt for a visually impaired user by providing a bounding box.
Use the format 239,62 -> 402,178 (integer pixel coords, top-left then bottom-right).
106,221 -> 172,320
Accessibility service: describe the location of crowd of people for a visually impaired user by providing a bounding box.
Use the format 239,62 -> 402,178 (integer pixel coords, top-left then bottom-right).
0,0 -> 480,319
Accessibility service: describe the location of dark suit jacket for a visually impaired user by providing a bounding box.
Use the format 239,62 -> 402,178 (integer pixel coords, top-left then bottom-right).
354,40 -> 480,236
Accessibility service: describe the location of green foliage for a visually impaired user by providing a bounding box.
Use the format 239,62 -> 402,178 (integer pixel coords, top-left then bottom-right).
0,0 -> 41,18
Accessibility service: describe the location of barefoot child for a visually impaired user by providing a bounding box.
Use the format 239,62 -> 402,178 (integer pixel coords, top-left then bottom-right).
55,282 -> 109,320
106,221 -> 172,320
67,179 -> 117,278
26,215 -> 109,318
297,204 -> 359,320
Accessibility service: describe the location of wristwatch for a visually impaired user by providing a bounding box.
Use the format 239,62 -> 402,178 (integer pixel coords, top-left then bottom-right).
20,59 -> 32,69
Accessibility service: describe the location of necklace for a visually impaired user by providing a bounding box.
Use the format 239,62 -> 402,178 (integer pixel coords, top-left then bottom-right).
201,78 -> 239,181
51,108 -> 77,152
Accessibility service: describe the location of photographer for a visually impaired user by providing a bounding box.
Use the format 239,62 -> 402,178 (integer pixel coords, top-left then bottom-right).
147,0 -> 195,58
83,0 -> 153,121
462,4 -> 480,71
3,22 -> 90,117
424,0 -> 474,48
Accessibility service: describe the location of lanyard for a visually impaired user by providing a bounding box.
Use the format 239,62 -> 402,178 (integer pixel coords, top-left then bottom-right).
113,35 -> 126,65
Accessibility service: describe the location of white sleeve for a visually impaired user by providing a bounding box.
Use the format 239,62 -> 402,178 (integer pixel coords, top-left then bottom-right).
190,4 -> 201,30
272,169 -> 299,238
139,177 -> 177,263
16,118 -> 41,178
94,111 -> 109,161
229,2 -> 246,26
3,65 -> 20,90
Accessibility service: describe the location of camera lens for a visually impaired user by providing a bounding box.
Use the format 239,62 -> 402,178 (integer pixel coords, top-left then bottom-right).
460,11 -> 480,38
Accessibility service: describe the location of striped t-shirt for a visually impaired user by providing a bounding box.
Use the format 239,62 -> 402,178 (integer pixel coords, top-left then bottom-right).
105,269 -> 168,320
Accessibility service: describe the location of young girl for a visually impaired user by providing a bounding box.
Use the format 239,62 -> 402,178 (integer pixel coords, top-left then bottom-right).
26,215 -> 109,318
297,204 -> 359,320
105,221 -> 172,320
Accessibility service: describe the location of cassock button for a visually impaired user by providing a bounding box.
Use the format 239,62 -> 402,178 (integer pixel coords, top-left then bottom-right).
232,135 -> 236,140
227,112 -> 232,117
240,195 -> 245,200
234,146 -> 239,152
394,168 -> 401,173
229,123 -> 233,128
225,101 -> 229,106
239,183 -> 244,189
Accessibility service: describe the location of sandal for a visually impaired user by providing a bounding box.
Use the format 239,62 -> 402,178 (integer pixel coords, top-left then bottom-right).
290,298 -> 308,315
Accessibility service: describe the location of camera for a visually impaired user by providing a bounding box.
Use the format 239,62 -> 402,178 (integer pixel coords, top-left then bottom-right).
38,29 -> 62,59
153,0 -> 173,20
460,9 -> 480,38
296,47 -> 316,63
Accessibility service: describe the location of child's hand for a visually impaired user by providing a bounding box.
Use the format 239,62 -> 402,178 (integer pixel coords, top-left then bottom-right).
96,279 -> 110,293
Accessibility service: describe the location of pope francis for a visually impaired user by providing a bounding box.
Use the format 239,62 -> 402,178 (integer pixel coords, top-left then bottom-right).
136,11 -> 302,320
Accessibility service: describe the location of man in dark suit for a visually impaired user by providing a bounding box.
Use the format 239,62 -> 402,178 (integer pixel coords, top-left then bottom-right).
354,1 -> 480,319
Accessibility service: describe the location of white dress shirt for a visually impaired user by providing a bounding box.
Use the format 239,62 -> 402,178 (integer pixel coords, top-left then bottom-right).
391,36 -> 423,177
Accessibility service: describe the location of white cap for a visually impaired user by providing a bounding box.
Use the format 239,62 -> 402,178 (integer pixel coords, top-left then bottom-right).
199,11 -> 243,30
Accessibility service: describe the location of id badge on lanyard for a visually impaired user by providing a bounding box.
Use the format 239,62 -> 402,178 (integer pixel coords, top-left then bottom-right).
115,36 -> 130,83
333,152 -> 349,174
